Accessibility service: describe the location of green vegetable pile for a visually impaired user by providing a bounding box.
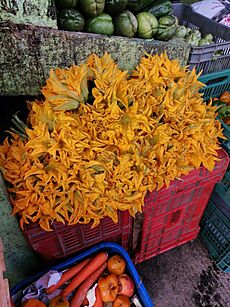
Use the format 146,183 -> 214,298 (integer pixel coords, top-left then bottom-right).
55,0 -> 214,45
182,29 -> 214,47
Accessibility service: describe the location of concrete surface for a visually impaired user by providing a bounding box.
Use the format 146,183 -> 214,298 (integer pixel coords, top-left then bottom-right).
136,238 -> 230,307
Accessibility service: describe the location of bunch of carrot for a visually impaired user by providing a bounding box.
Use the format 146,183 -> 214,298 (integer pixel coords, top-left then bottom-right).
45,251 -> 107,307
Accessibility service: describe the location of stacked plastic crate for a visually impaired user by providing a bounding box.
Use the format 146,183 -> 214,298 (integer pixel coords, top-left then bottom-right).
199,71 -> 230,272
21,149 -> 229,263
133,1 -> 230,261
200,187 -> 230,272
134,150 -> 229,263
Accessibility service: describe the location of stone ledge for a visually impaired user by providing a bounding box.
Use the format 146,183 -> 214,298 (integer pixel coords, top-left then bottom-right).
0,22 -> 190,96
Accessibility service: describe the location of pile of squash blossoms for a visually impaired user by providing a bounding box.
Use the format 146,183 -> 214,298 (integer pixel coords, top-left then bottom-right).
0,53 -> 223,231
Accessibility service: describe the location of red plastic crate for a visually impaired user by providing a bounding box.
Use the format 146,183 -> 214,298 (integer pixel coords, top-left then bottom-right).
23,210 -> 132,260
135,222 -> 200,263
22,150 -> 228,261
134,149 -> 229,264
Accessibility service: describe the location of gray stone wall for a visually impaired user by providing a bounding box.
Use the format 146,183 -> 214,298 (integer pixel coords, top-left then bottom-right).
0,0 -> 57,28
0,22 -> 190,96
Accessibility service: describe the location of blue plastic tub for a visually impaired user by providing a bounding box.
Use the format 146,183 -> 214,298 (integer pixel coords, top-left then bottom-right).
11,242 -> 153,306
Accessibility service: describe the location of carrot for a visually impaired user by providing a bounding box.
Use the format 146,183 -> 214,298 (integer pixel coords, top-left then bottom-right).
61,251 -> 108,298
93,286 -> 103,307
81,297 -> 89,306
45,257 -> 92,294
70,262 -> 107,307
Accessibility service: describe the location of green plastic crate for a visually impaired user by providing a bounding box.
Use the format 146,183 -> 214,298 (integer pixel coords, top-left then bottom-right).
199,71 -> 230,201
221,140 -> 230,156
200,199 -> 230,272
216,140 -> 230,205
199,69 -> 230,100
199,71 -> 230,272
200,226 -> 229,259
199,70 -> 230,140
215,249 -> 230,273
216,173 -> 230,196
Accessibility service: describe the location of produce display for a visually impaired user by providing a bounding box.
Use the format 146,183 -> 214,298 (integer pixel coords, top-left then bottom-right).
0,53 -> 224,231
16,252 -> 139,307
212,91 -> 230,125
55,0 -> 215,45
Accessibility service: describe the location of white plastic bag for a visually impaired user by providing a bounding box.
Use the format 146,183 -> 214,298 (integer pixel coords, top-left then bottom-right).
191,0 -> 230,27
192,1 -> 226,19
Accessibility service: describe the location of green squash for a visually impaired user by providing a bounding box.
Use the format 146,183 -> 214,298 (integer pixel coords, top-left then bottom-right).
114,10 -> 137,38
55,0 -> 78,9
79,0 -> 105,17
158,15 -> 177,27
190,29 -> 202,39
175,25 -> 187,38
198,39 -> 211,46
156,15 -> 178,41
147,0 -> 172,18
184,33 -> 199,46
186,27 -> 192,36
104,0 -> 128,15
58,8 -> 85,31
136,12 -> 158,39
126,0 -> 156,14
85,13 -> 114,35
203,33 -> 214,42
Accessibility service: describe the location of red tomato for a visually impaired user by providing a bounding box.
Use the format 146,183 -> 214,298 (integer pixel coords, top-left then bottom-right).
113,295 -> 130,307
107,255 -> 126,275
